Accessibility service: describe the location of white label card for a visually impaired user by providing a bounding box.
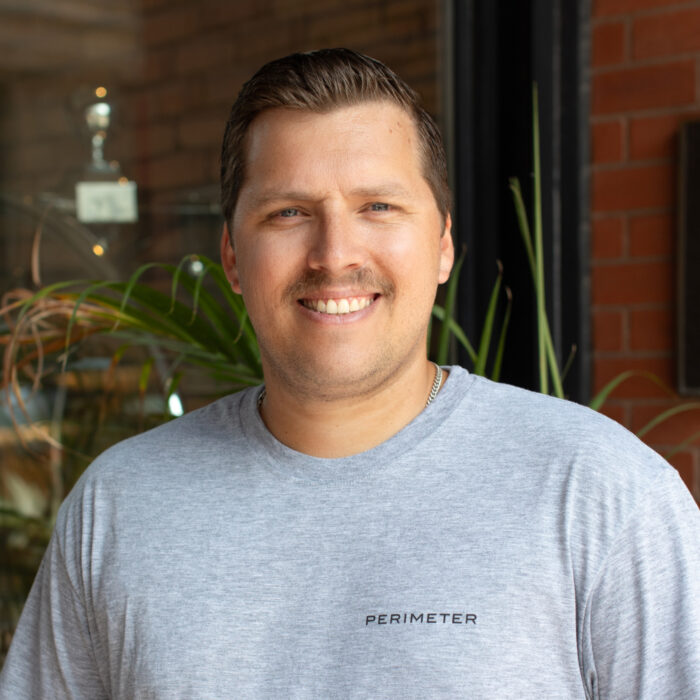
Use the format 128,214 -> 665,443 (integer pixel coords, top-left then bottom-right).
75,181 -> 138,223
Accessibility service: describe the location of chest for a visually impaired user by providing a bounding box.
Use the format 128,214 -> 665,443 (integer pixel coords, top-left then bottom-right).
86,486 -> 584,698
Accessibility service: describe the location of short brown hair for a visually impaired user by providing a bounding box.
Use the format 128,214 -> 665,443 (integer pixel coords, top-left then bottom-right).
220,48 -> 451,225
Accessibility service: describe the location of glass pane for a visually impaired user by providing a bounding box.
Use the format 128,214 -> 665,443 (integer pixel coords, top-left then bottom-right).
0,0 -> 444,661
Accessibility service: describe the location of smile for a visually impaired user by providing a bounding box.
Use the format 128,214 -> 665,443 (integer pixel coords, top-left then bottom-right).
301,295 -> 376,315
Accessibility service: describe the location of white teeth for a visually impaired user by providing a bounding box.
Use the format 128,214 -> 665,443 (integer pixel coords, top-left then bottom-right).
302,296 -> 374,315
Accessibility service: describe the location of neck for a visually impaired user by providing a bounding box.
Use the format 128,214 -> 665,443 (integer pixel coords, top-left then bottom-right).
258,359 -> 445,458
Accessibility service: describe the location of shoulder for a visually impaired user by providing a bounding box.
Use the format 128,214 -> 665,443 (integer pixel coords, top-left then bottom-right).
462,372 -> 670,477
444,370 -> 687,531
56,388 -> 257,520
97,390 -> 245,464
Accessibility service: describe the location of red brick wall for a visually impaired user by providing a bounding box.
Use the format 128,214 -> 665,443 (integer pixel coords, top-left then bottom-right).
591,0 -> 700,497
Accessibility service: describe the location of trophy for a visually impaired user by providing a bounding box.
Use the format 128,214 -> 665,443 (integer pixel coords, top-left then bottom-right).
84,102 -> 120,176
76,95 -> 137,225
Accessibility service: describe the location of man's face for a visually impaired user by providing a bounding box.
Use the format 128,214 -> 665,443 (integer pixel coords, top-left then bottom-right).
221,101 -> 453,401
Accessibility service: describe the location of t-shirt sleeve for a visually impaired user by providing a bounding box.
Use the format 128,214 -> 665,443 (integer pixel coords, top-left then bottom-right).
0,528 -> 107,699
579,469 -> 700,699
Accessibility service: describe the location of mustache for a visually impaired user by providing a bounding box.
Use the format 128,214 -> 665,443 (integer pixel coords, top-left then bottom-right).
284,268 -> 395,300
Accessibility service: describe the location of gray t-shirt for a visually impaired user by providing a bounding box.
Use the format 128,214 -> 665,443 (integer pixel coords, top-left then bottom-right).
1,367 -> 699,698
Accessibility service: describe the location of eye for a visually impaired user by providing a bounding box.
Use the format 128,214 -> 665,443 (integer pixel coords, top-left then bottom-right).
368,202 -> 391,212
277,207 -> 300,218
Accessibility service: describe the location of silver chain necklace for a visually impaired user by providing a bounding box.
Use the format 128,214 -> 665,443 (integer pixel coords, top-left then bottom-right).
425,362 -> 443,406
257,363 -> 443,411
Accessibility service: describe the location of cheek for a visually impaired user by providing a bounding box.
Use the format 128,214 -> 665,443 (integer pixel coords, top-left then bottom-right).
382,230 -> 443,290
237,240 -> 300,307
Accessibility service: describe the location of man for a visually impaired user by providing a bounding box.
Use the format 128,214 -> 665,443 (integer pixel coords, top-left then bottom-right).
1,48 -> 699,699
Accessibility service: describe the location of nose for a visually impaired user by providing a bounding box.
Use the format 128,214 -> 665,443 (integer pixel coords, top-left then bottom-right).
305,207 -> 367,274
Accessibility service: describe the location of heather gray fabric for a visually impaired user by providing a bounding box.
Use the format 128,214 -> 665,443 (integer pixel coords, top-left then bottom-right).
1,367 -> 699,699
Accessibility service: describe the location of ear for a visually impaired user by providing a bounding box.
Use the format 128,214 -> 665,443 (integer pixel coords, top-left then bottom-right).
438,213 -> 454,284
220,222 -> 242,293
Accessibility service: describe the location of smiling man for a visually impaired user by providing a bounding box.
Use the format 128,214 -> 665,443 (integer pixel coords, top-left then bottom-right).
1,49 -> 699,699
222,96 -> 453,457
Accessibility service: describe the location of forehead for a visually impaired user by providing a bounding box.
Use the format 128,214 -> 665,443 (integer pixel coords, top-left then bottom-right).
240,102 -> 425,189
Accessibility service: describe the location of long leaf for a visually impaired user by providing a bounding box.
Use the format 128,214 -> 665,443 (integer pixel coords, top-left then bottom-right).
664,428 -> 700,459
431,306 -> 477,362
490,287 -> 512,382
637,402 -> 700,439
531,84 -> 548,395
589,370 -> 673,412
474,263 -> 503,376
509,178 -> 536,280
435,248 -> 466,366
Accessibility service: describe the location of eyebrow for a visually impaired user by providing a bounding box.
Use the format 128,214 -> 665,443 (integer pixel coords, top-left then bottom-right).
247,183 -> 414,209
349,184 -> 414,200
247,191 -> 311,208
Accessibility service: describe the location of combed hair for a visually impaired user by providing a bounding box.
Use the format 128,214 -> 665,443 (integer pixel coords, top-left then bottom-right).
220,48 -> 451,224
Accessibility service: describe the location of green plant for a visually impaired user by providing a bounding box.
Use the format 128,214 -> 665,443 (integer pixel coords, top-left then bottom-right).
509,84 -> 564,398
432,83 -> 700,456
431,252 -> 512,381
2,255 -> 263,429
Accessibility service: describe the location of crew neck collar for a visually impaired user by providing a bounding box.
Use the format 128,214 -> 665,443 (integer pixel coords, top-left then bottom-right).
238,366 -> 475,484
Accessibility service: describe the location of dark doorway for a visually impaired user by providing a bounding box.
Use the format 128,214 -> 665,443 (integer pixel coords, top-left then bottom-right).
448,0 -> 591,403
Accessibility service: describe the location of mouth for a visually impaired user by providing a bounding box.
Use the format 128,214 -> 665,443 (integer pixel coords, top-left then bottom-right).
300,294 -> 378,315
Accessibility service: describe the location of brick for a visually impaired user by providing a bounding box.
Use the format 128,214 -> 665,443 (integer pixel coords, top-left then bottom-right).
592,164 -> 673,212
592,261 -> 672,304
666,451 -> 696,492
597,401 -> 627,425
634,7 -> 700,59
132,124 -> 178,161
307,3 -> 437,49
226,20 -> 304,66
198,1 -> 270,30
83,28 -> 140,65
144,151 -> 209,190
11,138 -> 85,176
412,79 -> 439,117
176,33 -> 234,76
592,120 -> 624,163
309,7 -> 385,48
631,401 -> 700,445
33,106 -> 73,140
593,356 -> 673,399
201,70 -> 250,109
592,216 -> 625,259
593,21 -> 626,67
177,112 -> 227,149
141,0 -> 172,10
143,80 -> 205,120
629,214 -> 673,257
592,61 -> 695,114
374,37 -> 438,73
142,47 -> 176,83
144,5 -> 201,46
629,307 -> 673,351
593,309 -> 625,351
629,113 -> 686,161
594,0 -> 687,17
272,0 -> 349,15
383,3 -> 438,35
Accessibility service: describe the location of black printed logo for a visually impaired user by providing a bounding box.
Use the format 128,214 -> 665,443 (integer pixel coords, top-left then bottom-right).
365,612 -> 477,626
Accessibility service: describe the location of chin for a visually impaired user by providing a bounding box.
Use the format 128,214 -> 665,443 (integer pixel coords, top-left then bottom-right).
269,351 -> 393,401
